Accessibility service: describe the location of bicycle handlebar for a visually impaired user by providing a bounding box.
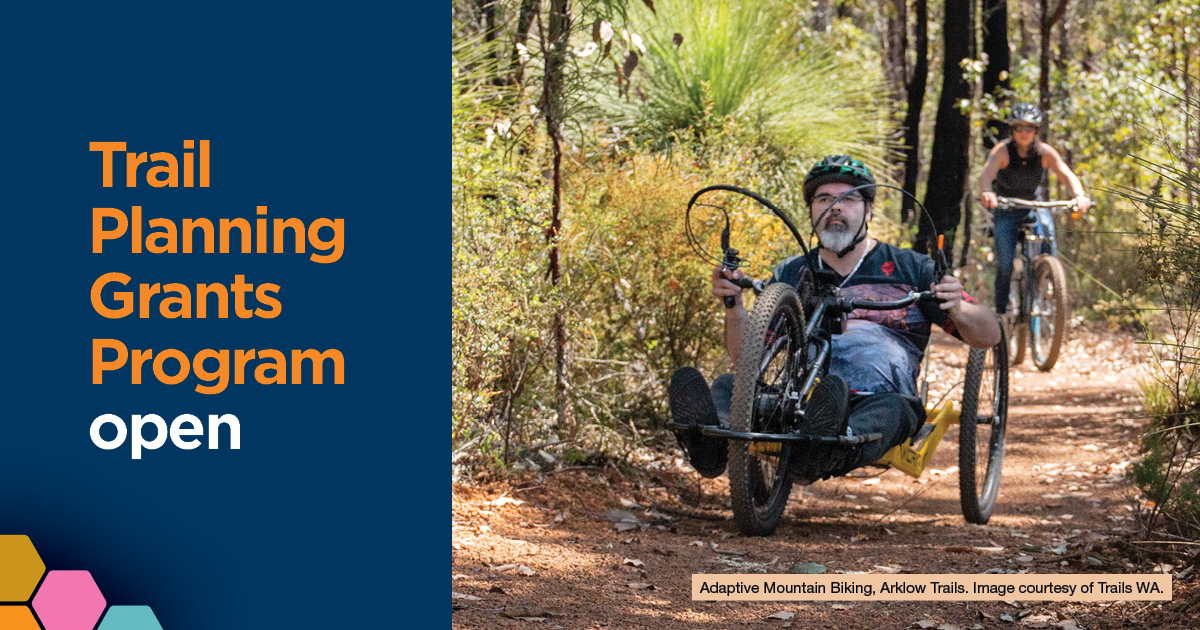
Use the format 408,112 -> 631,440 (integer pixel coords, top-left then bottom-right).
719,282 -> 939,310
994,196 -> 1083,211
838,291 -> 941,312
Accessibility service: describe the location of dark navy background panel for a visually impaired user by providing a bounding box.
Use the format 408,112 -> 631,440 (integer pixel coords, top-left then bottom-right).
0,4 -> 440,628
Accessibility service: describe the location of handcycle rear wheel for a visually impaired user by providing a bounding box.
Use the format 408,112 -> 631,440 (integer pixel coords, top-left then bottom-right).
728,282 -> 804,536
1030,255 -> 1067,371
959,323 -> 1009,524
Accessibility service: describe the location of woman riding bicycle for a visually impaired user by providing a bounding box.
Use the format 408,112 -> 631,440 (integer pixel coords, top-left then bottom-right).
978,103 -> 1091,317
670,156 -> 999,482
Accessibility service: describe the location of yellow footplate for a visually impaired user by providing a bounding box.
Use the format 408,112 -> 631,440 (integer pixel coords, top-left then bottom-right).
873,402 -> 960,478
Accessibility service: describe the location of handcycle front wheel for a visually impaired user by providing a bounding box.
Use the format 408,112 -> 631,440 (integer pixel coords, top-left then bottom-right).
958,322 -> 1009,524
728,282 -> 805,536
1030,255 -> 1068,371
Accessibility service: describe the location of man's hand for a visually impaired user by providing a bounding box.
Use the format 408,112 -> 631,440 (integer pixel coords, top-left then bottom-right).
1074,195 -> 1092,214
932,274 -> 966,317
712,266 -> 746,307
932,273 -> 1001,348
981,191 -> 998,209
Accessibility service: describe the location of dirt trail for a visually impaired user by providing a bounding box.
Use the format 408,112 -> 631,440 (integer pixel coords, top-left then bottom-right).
452,324 -> 1199,629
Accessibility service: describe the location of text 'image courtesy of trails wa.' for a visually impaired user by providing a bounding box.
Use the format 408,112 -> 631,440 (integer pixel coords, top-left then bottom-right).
452,1 -> 1200,628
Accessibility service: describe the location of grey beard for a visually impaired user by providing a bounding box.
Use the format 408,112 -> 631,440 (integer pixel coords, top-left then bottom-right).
819,224 -> 856,253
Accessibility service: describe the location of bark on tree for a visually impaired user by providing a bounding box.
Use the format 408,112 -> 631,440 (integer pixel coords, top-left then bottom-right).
918,0 -> 973,261
1039,0 -> 1068,116
981,0 -> 1011,150
512,0 -> 540,84
1185,44 -> 1195,207
479,0 -> 507,86
543,0 -> 571,437
881,0 -> 907,187
813,0 -> 831,31
1017,8 -> 1032,59
882,0 -> 908,100
901,0 -> 929,226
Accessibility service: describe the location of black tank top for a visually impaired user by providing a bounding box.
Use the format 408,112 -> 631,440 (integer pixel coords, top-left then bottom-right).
993,141 -> 1045,200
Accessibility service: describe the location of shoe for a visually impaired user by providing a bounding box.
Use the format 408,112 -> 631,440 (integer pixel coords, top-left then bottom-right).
668,367 -> 728,478
789,374 -> 851,481
802,374 -> 849,438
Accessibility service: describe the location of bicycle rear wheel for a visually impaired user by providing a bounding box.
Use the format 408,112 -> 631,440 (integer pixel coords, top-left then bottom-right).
1030,255 -> 1067,371
728,282 -> 804,536
1007,274 -> 1026,365
959,323 -> 1009,524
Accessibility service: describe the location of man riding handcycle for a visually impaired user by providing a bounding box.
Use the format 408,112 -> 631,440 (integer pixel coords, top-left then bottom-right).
668,156 -> 1006,536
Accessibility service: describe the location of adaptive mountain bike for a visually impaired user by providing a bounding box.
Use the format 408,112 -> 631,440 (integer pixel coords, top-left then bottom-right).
676,185 -> 1009,536
995,196 -> 1082,371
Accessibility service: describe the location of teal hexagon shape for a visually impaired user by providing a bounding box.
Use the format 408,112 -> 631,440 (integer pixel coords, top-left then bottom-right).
96,606 -> 162,630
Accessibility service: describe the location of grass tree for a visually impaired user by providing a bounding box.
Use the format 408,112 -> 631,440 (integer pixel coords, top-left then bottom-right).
630,0 -> 893,188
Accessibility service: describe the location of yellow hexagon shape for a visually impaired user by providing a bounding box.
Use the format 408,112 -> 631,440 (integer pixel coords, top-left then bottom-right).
0,536 -> 46,602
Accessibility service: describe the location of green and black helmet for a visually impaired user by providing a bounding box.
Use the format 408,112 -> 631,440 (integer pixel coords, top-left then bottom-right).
802,155 -> 876,206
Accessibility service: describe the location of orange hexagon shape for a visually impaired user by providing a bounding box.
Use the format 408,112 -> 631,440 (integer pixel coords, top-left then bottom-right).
0,606 -> 42,630
0,536 -> 46,602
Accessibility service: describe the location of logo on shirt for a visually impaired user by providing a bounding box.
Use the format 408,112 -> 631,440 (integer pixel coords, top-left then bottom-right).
881,261 -> 895,277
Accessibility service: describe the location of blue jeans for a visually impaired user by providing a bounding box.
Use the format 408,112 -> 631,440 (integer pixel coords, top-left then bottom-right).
992,208 -> 1054,314
992,209 -> 1024,314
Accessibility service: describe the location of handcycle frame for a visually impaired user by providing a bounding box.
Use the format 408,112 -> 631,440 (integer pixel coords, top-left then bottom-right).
678,184 -> 1009,534
994,196 -> 1079,371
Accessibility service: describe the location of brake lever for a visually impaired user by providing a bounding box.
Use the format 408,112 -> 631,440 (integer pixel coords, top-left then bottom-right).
933,234 -> 949,282
720,218 -> 744,309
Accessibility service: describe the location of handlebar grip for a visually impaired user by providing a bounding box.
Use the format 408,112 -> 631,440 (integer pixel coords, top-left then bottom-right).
721,274 -> 755,309
917,290 -> 947,304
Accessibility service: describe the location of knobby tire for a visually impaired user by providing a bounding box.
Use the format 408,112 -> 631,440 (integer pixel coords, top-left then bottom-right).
1031,255 -> 1068,372
728,282 -> 804,536
959,323 -> 1009,524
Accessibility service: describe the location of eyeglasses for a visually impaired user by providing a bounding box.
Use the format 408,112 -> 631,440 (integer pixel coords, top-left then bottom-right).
1012,124 -> 1038,133
812,193 -> 865,209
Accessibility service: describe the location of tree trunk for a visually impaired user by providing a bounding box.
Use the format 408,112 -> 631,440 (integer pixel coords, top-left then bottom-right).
981,0 -> 1011,149
901,0 -> 929,227
543,0 -> 571,437
1039,0 -> 1068,117
1185,44 -> 1195,207
960,0 -> 977,269
813,0 -> 831,31
480,3 -> 499,50
918,0 -> 973,260
1056,15 -> 1071,171
882,0 -> 908,101
512,0 -> 540,85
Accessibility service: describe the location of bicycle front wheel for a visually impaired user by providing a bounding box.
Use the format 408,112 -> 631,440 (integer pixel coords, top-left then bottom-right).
1030,255 -> 1068,371
959,323 -> 1009,524
728,282 -> 803,536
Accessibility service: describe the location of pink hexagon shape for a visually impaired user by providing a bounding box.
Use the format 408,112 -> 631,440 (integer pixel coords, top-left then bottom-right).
31,571 -> 107,630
